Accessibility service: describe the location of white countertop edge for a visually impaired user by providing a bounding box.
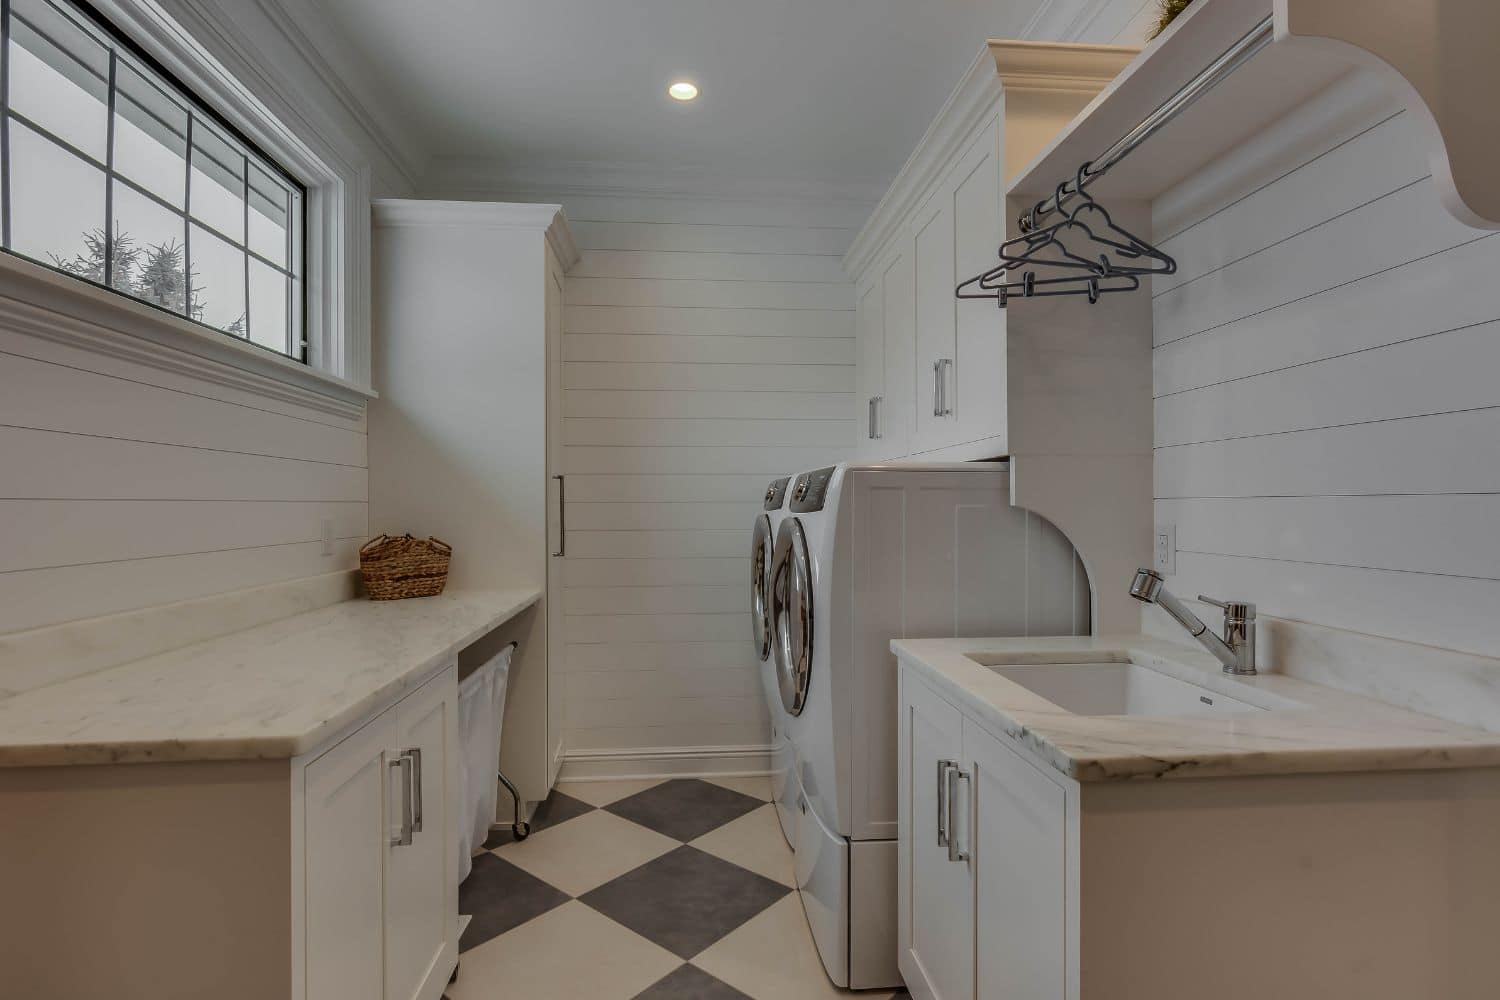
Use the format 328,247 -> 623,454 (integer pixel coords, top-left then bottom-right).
0,588 -> 541,769
892,634 -> 1500,783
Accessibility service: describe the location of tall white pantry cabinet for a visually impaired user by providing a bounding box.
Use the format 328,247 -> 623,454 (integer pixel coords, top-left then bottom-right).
370,200 -> 578,807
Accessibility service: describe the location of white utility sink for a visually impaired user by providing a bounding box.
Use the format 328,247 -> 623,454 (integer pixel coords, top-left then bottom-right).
967,653 -> 1301,718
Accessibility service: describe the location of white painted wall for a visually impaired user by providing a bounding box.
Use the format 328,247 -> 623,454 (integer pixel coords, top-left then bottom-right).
423,175 -> 863,755
1149,90 -> 1500,659
562,194 -> 860,754
0,1 -> 410,654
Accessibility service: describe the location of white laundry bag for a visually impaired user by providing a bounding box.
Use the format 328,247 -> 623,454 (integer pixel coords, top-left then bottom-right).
455,642 -> 514,883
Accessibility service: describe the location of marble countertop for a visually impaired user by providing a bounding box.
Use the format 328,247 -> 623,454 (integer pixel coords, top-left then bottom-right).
893,634 -> 1500,781
0,588 -> 540,767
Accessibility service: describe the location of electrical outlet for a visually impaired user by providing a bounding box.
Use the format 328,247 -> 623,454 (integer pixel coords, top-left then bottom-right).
320,515 -> 334,557
1154,523 -> 1176,575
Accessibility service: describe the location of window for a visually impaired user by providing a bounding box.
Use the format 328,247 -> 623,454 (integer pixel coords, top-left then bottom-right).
0,0 -> 306,360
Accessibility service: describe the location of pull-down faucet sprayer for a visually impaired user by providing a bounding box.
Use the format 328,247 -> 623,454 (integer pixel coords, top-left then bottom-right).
1128,569 -> 1257,675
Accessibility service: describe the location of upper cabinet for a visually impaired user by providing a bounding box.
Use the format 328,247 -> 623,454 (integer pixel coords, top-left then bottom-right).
844,41 -> 1137,465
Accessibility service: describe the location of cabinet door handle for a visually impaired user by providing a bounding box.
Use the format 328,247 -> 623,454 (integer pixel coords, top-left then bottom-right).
946,766 -> 971,864
872,396 -> 884,440
936,759 -> 955,847
390,753 -> 414,847
867,397 -> 877,440
933,358 -> 953,417
408,747 -> 424,834
552,474 -> 566,558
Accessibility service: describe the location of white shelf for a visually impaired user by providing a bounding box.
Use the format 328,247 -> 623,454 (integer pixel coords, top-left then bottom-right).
1007,0 -> 1500,230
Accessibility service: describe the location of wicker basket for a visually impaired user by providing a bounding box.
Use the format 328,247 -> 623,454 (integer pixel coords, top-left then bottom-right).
359,534 -> 452,601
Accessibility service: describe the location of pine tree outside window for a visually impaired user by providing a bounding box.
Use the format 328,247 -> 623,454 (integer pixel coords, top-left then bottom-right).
1,0 -> 306,359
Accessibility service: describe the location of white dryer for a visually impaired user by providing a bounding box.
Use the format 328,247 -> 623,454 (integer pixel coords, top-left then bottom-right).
769,462 -> 1090,989
750,476 -> 797,846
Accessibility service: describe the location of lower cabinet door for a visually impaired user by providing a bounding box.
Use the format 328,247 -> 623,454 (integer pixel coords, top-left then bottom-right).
304,706 -> 400,1000
899,672 -> 974,1000
385,668 -> 459,1000
967,718 -> 1067,1000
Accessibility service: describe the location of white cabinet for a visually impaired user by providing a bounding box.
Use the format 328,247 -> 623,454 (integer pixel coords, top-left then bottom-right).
304,705 -> 396,1000
969,715 -> 1066,999
898,672 -> 973,1000
856,244 -> 914,461
843,43 -> 1130,464
303,664 -> 459,1000
898,667 -> 1068,1000
371,200 -> 578,805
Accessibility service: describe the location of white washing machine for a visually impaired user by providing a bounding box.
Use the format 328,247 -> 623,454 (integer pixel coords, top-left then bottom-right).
750,476 -> 798,847
769,462 -> 1091,989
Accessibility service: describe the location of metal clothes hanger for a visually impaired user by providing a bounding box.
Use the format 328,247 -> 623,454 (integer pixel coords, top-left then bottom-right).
1061,164 -> 1176,277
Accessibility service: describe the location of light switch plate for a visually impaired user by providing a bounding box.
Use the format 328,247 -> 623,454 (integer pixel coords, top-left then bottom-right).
1154,523 -> 1176,575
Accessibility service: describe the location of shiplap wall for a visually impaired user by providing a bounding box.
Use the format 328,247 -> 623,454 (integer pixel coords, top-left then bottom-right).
1150,91 -> 1500,659
0,0 -> 415,652
405,185 -> 863,755
554,193 -> 860,753
0,328 -> 368,636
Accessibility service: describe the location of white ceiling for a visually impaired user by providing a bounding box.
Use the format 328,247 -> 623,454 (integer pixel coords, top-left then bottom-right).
299,0 -> 1150,189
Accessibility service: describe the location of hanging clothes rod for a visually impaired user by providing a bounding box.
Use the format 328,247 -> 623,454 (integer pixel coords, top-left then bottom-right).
1019,14 -> 1275,232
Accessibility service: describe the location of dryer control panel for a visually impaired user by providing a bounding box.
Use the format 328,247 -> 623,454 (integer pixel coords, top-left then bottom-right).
763,477 -> 791,511
789,466 -> 836,512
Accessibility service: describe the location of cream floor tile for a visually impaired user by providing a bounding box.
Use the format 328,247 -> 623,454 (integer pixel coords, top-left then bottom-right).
495,808 -> 677,896
555,777 -> 666,808
689,803 -> 795,887
447,900 -> 680,1000
694,895 -> 879,1000
704,774 -> 773,801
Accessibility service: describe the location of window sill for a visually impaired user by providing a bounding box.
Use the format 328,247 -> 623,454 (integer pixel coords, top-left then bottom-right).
0,250 -> 373,420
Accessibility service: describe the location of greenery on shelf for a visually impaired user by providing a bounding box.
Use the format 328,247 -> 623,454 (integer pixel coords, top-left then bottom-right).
1149,0 -> 1195,40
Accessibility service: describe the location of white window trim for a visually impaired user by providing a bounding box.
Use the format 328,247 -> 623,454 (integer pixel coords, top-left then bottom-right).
0,0 -> 374,416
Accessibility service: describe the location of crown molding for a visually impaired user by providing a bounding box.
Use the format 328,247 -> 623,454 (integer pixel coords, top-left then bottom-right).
422,156 -> 887,209
372,200 -> 581,271
991,39 -> 1139,93
241,0 -> 427,192
844,38 -> 1131,280
842,45 -> 1003,279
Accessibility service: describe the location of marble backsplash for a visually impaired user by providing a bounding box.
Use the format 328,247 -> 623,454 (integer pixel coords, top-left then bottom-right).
0,570 -> 361,697
1142,603 -> 1500,734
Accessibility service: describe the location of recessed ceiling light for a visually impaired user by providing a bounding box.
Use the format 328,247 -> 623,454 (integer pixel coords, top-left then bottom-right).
668,81 -> 699,102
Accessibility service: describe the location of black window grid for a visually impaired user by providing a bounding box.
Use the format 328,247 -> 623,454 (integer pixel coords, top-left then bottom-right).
0,0 -> 307,361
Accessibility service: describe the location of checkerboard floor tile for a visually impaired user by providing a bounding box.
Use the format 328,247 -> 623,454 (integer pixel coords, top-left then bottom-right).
446,777 -> 910,1000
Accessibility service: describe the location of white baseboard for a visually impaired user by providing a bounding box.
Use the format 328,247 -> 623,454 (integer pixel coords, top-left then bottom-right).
557,744 -> 774,782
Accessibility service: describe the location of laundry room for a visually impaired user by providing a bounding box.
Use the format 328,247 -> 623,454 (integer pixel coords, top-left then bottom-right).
2,1 -> 1500,998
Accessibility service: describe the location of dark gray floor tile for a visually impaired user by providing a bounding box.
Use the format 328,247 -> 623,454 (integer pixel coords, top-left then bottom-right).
632,963 -> 752,999
458,853 -> 570,951
483,789 -> 595,848
605,778 -> 763,842
580,845 -> 790,959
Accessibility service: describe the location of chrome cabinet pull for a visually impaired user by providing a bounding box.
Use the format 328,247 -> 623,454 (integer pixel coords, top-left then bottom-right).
390,753 -> 414,847
872,396 -> 884,440
408,747 -> 423,833
946,766 -> 971,863
936,759 -> 955,847
868,397 -> 877,440
933,358 -> 953,417
552,474 -> 566,557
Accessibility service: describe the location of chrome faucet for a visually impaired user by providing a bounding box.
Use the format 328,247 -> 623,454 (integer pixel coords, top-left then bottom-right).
1128,569 -> 1257,675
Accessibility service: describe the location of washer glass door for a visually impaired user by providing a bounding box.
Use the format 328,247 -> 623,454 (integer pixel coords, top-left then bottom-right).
771,517 -> 813,716
751,514 -> 773,661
